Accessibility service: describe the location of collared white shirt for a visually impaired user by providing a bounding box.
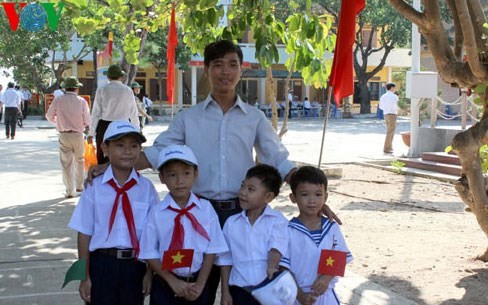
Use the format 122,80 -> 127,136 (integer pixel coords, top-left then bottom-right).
89,80 -> 139,136
68,166 -> 159,251
379,91 -> 398,115
280,217 -> 353,305
139,192 -> 228,277
144,95 -> 295,200
20,89 -> 31,101
46,92 -> 90,133
216,205 -> 289,287
2,88 -> 22,108
53,89 -> 64,99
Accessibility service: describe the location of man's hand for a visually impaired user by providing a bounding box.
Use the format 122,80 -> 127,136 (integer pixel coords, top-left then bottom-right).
146,115 -> 153,123
79,278 -> 92,303
85,163 -> 109,186
322,204 -> 342,225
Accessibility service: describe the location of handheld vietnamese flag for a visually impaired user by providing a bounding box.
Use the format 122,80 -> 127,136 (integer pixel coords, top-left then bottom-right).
166,2 -> 177,105
328,0 -> 366,106
62,258 -> 87,288
317,249 -> 347,277
162,249 -> 194,270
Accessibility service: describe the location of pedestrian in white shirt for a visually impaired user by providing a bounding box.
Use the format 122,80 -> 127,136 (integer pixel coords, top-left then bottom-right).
379,83 -> 399,154
88,64 -> 139,164
0,84 -> 4,123
3,82 -> 22,139
20,86 -> 32,119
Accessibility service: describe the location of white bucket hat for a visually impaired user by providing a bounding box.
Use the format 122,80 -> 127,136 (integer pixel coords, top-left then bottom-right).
248,270 -> 298,305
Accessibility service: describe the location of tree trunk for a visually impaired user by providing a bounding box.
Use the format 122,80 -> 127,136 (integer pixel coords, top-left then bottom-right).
358,81 -> 371,114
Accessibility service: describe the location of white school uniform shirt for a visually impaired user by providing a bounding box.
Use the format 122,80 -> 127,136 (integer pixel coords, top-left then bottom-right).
280,217 -> 353,305
216,205 -> 289,287
379,90 -> 398,115
139,192 -> 228,277
68,166 -> 159,251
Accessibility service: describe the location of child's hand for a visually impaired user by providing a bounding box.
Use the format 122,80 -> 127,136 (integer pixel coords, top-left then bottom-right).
297,289 -> 317,305
187,282 -> 204,301
312,274 -> 333,296
142,271 -> 153,297
79,278 -> 91,303
168,278 -> 192,300
266,266 -> 279,279
221,289 -> 233,305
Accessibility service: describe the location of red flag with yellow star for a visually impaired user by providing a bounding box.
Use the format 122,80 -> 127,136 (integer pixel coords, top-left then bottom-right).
162,249 -> 194,270
317,249 -> 347,276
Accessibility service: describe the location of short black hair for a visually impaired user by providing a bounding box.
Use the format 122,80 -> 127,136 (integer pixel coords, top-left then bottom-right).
245,164 -> 282,197
290,166 -> 328,194
65,88 -> 76,92
7,82 -> 14,88
204,40 -> 243,67
386,83 -> 396,90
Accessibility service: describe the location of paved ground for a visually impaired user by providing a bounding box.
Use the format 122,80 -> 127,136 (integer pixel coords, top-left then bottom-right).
0,115 -> 464,305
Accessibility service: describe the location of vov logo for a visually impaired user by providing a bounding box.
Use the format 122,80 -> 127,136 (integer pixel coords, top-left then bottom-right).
1,2 -> 64,32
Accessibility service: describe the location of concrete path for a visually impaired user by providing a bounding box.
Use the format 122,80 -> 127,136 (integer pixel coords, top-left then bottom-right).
0,115 -> 453,305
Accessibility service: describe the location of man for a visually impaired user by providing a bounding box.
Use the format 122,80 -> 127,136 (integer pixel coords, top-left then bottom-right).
0,84 -> 4,123
3,82 -> 22,139
379,82 -> 399,154
131,82 -> 152,130
88,64 -> 139,164
20,86 -> 32,119
46,76 -> 90,198
53,83 -> 65,99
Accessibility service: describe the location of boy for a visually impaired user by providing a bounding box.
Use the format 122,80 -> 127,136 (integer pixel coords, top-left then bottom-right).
68,120 -> 159,305
139,144 -> 228,305
282,166 -> 353,305
218,164 -> 289,305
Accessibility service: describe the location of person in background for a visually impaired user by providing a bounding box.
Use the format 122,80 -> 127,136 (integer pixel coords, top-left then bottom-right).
378,82 -> 399,154
3,82 -> 22,140
53,83 -> 65,99
20,85 -> 32,119
303,97 -> 311,117
88,64 -> 139,164
142,94 -> 153,123
0,84 -> 4,123
131,82 -> 152,131
46,76 -> 90,198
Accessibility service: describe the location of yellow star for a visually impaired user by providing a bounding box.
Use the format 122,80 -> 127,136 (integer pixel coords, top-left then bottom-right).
326,256 -> 335,266
171,251 -> 185,264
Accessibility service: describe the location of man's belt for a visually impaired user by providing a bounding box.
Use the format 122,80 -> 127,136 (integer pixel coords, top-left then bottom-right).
199,196 -> 240,211
94,248 -> 136,259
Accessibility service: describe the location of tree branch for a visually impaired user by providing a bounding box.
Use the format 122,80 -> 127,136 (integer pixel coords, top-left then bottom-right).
446,0 -> 463,60
455,0 -> 488,80
387,0 -> 424,26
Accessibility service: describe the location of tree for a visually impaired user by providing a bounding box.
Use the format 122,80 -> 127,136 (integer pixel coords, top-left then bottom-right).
319,0 -> 411,113
389,0 -> 488,261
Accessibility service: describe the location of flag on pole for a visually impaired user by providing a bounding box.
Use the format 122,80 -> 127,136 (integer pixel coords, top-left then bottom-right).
317,249 -> 347,277
328,0 -> 366,106
161,249 -> 194,270
62,258 -> 87,288
166,2 -> 177,105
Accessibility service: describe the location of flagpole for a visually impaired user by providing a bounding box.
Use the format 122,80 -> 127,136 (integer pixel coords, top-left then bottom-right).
318,86 -> 333,168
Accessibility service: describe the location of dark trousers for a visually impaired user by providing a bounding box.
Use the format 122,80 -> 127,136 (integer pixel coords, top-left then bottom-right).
229,285 -> 261,305
4,107 -> 18,138
150,274 -> 211,305
207,203 -> 242,305
22,100 -> 29,119
89,251 -> 146,305
95,119 -> 111,164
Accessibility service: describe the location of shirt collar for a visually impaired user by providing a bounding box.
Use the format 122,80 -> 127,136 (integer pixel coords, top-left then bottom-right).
202,94 -> 248,114
236,204 -> 272,220
160,191 -> 202,211
102,165 -> 140,186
